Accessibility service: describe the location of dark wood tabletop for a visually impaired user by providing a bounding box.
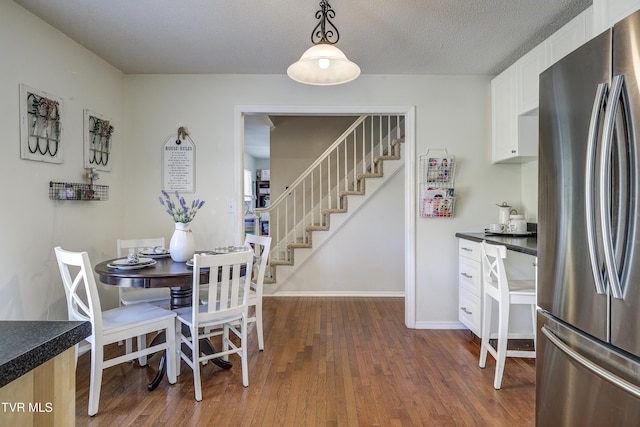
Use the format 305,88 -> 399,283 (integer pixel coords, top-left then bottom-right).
94,255 -> 209,289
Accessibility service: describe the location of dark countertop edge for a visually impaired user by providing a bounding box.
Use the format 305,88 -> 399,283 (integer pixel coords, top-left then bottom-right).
455,232 -> 538,256
0,320 -> 91,388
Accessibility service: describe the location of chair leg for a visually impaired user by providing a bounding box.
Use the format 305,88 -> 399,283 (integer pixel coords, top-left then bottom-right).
494,301 -> 510,390
125,338 -> 133,356
241,317 -> 249,387
137,334 -> 147,366
88,344 -> 104,416
256,303 -> 264,351
479,296 -> 492,368
222,324 -> 230,362
191,326 -> 202,401
166,321 -> 177,385
175,319 -> 182,377
531,303 -> 537,351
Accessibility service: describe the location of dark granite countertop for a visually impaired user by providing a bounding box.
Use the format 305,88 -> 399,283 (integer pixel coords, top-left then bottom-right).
0,320 -> 91,388
455,232 -> 537,256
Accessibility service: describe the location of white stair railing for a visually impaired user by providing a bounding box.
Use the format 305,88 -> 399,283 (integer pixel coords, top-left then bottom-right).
255,114 -> 404,267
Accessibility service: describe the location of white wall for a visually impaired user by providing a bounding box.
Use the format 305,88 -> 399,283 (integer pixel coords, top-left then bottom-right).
1,2 -> 525,329
269,116 -> 357,199
0,1 -> 125,320
521,160 -> 539,222
276,165 -> 405,295
123,74 -> 521,328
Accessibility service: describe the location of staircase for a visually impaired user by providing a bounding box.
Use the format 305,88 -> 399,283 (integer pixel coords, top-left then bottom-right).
254,114 -> 405,286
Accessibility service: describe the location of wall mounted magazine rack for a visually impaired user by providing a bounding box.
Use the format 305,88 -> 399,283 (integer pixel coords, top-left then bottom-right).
419,149 -> 455,218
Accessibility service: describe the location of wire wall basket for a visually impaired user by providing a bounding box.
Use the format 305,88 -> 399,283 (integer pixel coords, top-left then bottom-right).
49,181 -> 109,201
419,149 -> 456,218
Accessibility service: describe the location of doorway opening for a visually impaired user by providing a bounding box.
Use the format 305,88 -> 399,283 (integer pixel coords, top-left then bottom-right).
234,105 -> 416,328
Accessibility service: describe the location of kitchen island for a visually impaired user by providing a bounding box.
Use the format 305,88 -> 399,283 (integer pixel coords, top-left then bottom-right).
0,320 -> 91,426
455,232 -> 537,337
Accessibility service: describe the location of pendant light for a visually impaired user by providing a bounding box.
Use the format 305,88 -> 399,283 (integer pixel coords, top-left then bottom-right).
287,1 -> 360,85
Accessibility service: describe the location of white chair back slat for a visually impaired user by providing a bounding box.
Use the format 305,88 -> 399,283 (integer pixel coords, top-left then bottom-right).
481,242 -> 510,300
194,250 -> 254,327
56,248 -> 102,332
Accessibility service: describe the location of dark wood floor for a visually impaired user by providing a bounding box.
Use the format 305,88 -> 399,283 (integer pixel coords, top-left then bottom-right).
75,297 -> 535,426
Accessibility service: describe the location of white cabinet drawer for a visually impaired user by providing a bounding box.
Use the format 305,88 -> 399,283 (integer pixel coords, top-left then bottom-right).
459,256 -> 481,297
458,239 -> 481,262
459,288 -> 481,336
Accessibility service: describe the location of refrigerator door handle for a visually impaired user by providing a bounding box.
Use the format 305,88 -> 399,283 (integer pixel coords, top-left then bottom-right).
586,82 -> 608,295
599,75 -> 625,299
542,325 -> 640,399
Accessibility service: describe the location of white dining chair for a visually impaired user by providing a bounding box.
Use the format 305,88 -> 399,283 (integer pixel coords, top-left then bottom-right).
117,237 -> 170,306
478,241 -> 536,389
54,246 -> 177,416
175,250 -> 254,401
117,237 -> 171,362
243,234 -> 271,351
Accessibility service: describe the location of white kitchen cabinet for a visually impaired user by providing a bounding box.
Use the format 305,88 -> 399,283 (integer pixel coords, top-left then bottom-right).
517,42 -> 548,115
491,64 -> 516,163
491,64 -> 538,163
491,7 -> 593,164
593,0 -> 640,34
546,10 -> 589,64
458,239 -> 482,336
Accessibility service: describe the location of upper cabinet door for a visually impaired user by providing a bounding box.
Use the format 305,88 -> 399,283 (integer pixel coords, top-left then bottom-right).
517,42 -> 548,115
546,11 -> 588,64
491,64 -> 517,163
593,0 -> 640,34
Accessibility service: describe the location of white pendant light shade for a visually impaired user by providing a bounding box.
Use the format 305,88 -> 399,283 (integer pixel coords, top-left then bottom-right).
287,43 -> 360,86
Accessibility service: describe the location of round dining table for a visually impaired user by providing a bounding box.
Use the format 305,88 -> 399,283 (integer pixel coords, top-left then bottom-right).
95,254 -> 212,309
94,253 -> 242,390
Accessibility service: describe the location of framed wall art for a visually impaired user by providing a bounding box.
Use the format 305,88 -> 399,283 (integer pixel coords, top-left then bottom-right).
19,84 -> 64,163
84,109 -> 114,171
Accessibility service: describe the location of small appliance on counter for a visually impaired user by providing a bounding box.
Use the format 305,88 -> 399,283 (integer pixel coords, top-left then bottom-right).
486,203 -> 534,236
496,201 -> 514,225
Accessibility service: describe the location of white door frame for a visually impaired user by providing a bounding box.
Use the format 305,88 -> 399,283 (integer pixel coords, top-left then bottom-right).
233,105 -> 416,328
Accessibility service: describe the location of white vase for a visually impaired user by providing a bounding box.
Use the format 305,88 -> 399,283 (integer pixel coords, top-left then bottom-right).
170,222 -> 195,262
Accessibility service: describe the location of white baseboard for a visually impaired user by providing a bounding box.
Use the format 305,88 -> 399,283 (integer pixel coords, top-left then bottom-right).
265,291 -> 405,298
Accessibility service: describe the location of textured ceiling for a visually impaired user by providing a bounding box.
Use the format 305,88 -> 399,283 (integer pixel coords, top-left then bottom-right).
13,0 -> 592,76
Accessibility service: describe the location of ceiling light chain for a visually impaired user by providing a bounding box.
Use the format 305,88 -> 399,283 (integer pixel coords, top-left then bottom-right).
312,1 -> 339,45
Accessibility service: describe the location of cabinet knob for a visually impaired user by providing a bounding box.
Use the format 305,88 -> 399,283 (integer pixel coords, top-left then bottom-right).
461,272 -> 473,279
460,307 -> 472,315
461,247 -> 472,252
511,150 -> 517,154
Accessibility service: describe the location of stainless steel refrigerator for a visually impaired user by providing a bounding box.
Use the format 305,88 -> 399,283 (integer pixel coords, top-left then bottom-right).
538,9 -> 640,426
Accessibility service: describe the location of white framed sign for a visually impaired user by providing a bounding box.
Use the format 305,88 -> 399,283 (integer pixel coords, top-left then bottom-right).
162,134 -> 195,192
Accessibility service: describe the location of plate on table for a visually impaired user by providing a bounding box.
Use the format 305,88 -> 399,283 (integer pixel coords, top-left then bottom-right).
185,259 -> 209,269
212,246 -> 249,254
107,259 -> 157,270
138,248 -> 171,258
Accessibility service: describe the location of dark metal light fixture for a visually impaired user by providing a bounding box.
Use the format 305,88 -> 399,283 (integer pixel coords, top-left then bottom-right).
287,1 -> 360,85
